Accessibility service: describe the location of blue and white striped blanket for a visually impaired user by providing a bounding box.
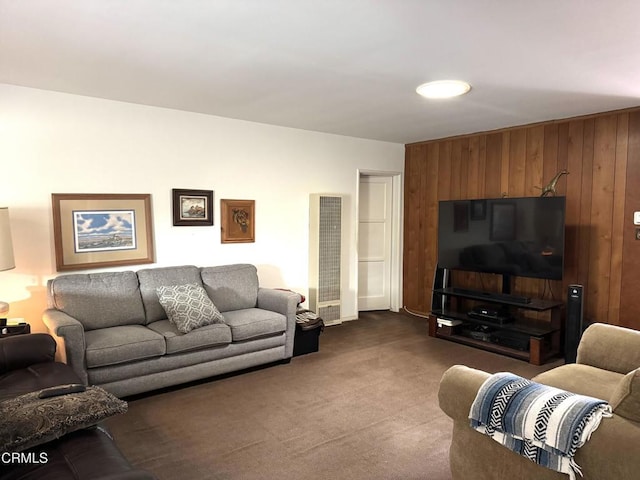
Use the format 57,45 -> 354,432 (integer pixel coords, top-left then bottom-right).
469,372 -> 612,479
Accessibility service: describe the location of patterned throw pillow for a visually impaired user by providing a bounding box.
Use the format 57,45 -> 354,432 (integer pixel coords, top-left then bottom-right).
157,283 -> 225,333
0,386 -> 127,452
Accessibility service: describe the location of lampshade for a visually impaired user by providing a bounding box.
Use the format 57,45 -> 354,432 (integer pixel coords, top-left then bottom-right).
0,207 -> 16,272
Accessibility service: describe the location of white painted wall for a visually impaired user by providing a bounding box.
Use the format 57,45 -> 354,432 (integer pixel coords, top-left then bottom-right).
0,84 -> 404,331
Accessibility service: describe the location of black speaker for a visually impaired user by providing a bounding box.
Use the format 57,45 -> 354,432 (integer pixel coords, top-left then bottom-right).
565,284 -> 584,363
431,266 -> 450,311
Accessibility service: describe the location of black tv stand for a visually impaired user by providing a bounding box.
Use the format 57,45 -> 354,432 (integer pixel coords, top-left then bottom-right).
429,280 -> 564,365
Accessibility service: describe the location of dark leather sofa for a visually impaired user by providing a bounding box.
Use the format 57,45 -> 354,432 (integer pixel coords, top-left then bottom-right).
0,334 -> 155,480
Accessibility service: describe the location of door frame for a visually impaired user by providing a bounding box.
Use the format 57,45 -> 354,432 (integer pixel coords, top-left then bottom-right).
356,169 -> 403,312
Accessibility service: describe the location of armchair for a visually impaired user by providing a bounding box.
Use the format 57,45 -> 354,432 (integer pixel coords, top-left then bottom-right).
0,334 -> 155,480
438,323 -> 640,480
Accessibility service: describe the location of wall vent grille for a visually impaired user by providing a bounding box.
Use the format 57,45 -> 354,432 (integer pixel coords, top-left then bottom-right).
318,304 -> 341,323
318,196 -> 341,303
309,194 -> 343,325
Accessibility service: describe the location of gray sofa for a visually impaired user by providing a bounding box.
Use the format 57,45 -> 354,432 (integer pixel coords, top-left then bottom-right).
43,264 -> 301,398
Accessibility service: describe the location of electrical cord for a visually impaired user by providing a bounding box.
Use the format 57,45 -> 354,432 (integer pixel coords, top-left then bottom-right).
403,306 -> 431,319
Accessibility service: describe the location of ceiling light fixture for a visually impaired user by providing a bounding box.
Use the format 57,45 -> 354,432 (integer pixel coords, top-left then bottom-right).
416,80 -> 471,99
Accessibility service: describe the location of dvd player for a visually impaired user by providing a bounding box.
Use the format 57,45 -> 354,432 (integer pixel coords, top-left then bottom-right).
490,330 -> 530,351
467,305 -> 514,325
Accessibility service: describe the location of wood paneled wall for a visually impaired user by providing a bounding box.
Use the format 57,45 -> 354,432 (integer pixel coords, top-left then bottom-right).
404,108 -> 640,330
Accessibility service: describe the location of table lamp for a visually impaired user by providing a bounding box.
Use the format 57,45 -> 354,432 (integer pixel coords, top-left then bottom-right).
0,207 -> 15,326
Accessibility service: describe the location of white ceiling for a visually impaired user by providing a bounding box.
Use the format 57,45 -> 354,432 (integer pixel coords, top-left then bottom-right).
2,1 -> 640,144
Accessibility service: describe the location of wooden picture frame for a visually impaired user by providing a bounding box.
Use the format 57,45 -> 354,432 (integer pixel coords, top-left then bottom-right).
453,202 -> 469,232
220,199 -> 255,243
172,189 -> 214,226
490,201 -> 516,241
470,199 -> 487,221
51,193 -> 155,271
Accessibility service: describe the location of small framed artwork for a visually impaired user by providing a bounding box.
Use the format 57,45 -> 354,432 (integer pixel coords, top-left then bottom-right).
51,193 -> 154,271
220,199 -> 255,243
470,200 -> 487,221
172,189 -> 214,226
490,202 -> 516,241
453,202 -> 469,232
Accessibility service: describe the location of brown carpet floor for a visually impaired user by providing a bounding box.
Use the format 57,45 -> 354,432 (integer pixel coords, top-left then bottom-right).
104,310 -> 562,480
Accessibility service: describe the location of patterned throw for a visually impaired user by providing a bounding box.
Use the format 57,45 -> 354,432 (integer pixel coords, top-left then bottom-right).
469,372 -> 612,479
0,386 -> 127,452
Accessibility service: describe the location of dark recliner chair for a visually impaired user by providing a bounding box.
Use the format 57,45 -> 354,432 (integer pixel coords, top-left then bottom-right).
0,333 -> 155,480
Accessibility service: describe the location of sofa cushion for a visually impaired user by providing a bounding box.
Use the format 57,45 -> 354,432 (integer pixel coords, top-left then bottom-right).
147,319 -> 232,354
0,362 -> 82,402
85,325 -> 166,368
47,272 -> 146,330
0,386 -> 127,452
137,265 -> 202,323
200,264 -> 258,312
222,308 -> 286,342
157,283 -> 225,334
609,368 -> 640,422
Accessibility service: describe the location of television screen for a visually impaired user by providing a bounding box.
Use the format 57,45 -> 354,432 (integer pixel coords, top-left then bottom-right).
437,196 -> 565,280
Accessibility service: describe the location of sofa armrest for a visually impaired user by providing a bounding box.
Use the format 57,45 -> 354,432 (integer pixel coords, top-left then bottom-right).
257,288 -> 300,315
42,308 -> 88,384
438,365 -> 491,421
0,333 -> 57,374
257,288 -> 301,358
577,323 -> 640,374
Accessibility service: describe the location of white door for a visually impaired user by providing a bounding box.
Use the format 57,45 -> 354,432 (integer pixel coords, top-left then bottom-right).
358,175 -> 392,311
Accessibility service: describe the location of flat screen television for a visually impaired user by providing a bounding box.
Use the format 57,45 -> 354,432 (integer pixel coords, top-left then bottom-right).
437,196 -> 565,281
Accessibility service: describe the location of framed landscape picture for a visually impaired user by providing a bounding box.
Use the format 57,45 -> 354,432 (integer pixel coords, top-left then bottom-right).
172,189 -> 214,226
51,193 -> 155,271
220,199 -> 255,243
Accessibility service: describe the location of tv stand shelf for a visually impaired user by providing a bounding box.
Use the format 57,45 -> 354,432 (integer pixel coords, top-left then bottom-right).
435,287 -> 564,310
429,287 -> 563,365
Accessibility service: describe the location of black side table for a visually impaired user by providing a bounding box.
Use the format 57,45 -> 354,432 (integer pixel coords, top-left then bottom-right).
0,320 -> 31,338
293,309 -> 324,356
